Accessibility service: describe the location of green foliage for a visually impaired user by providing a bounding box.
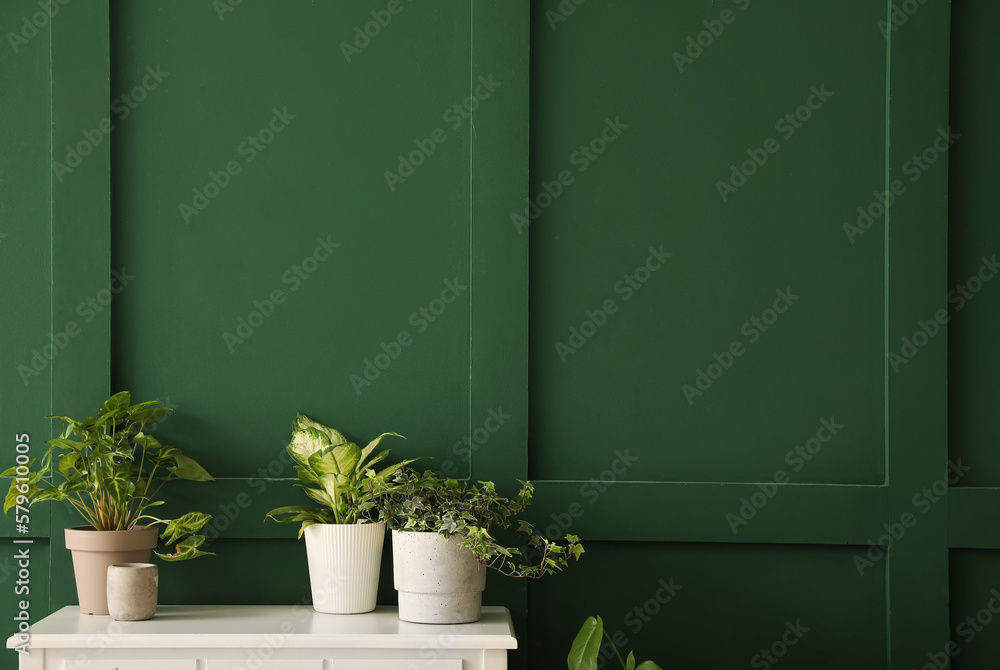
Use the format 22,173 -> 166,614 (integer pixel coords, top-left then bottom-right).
568,616 -> 662,670
264,414 -> 416,533
1,392 -> 214,561
367,468 -> 584,579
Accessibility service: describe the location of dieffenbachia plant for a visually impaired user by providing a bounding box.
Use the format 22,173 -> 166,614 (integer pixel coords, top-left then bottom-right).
265,413 -> 416,533
2,391 -> 215,561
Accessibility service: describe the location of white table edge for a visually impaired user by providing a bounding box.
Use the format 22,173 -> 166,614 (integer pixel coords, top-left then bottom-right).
6,605 -> 518,651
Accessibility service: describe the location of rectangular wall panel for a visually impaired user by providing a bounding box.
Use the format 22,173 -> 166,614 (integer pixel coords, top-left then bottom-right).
528,0 -> 888,486
948,0 -> 1000,487
110,1 -> 474,478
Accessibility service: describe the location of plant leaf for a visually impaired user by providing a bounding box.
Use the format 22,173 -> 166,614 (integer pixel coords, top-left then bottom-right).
293,414 -> 347,446
294,465 -> 320,485
132,432 -> 163,451
356,432 -> 403,472
301,486 -> 334,509
330,443 -> 361,475
169,454 -> 213,481
31,487 -> 65,503
568,616 -> 603,670
155,535 -> 214,562
626,651 -> 636,670
634,663 -> 663,670
4,479 -> 25,514
265,505 -> 327,523
105,473 -> 135,505
375,458 -> 419,479
287,428 -> 332,466
58,452 -> 80,476
99,391 -> 131,416
158,511 -> 212,545
47,437 -> 87,453
131,405 -> 167,426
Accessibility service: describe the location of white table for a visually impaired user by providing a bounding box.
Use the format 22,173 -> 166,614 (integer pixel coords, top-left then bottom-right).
5,605 -> 517,669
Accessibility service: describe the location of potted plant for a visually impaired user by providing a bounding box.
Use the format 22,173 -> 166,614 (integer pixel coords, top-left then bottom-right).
265,414 -> 416,614
2,391 -> 214,615
367,468 -> 584,624
569,616 -> 663,670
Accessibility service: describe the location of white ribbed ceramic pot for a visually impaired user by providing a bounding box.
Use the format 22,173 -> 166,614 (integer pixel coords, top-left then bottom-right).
303,522 -> 385,614
392,530 -> 486,624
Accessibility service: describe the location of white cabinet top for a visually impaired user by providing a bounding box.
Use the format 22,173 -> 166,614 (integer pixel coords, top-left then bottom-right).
6,605 -> 517,650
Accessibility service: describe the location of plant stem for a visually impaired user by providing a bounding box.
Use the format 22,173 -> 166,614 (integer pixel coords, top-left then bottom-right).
603,629 -> 627,669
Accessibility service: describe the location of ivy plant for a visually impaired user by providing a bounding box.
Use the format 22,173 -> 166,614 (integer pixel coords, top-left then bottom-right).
568,616 -> 663,670
265,413 -> 416,533
2,391 -> 215,561
366,468 -> 584,578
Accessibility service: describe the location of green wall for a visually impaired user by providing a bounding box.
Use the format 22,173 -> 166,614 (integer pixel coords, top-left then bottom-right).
2,1 -> 998,669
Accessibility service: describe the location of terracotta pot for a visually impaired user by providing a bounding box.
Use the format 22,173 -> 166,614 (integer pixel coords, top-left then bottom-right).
64,526 -> 158,615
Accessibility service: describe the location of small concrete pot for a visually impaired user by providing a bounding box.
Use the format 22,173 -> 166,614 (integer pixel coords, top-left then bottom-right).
107,563 -> 158,621
392,530 -> 487,624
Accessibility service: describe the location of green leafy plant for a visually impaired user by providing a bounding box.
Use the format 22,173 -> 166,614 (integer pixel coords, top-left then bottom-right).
2,391 -> 215,561
569,616 -> 663,670
265,414 -> 416,533
366,468 -> 584,578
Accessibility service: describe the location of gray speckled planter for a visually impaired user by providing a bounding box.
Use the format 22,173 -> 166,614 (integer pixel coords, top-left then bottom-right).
107,563 -> 158,621
391,530 -> 487,624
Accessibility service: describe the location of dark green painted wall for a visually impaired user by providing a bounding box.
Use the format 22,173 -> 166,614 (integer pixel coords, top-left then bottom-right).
0,0 -> 54,655
2,1 -> 998,669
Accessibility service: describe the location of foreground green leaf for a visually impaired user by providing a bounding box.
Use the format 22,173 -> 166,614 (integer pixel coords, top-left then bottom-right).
568,616 -> 603,670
